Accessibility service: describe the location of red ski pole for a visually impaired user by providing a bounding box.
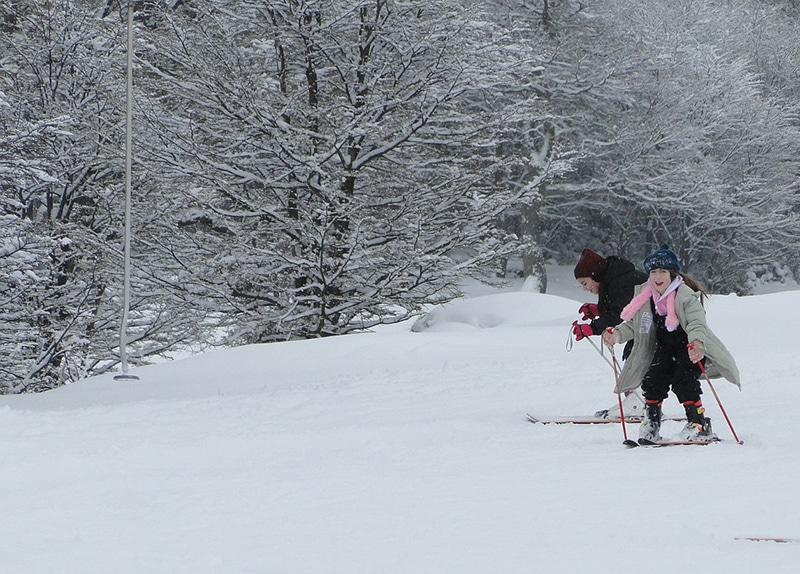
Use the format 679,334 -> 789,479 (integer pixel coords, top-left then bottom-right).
688,343 -> 743,445
606,328 -> 632,444
611,354 -> 629,441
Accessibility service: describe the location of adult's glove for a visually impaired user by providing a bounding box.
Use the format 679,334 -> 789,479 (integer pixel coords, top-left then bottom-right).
579,302 -> 599,321
572,322 -> 594,341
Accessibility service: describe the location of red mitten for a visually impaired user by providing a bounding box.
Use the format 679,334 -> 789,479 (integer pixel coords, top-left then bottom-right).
579,302 -> 600,320
572,322 -> 594,341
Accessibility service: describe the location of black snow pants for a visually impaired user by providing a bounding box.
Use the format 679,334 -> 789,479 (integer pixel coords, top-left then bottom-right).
640,309 -> 703,404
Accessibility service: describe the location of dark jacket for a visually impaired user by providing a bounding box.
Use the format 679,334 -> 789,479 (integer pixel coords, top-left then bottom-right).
590,256 -> 648,336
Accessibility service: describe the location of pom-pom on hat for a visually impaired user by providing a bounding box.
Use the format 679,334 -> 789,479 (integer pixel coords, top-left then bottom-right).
643,245 -> 681,273
574,248 -> 607,279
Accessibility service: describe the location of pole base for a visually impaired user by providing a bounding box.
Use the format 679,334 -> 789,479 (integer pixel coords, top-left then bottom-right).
113,373 -> 140,381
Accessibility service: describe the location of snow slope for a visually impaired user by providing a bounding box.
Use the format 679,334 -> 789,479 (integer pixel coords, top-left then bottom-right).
1,270 -> 798,573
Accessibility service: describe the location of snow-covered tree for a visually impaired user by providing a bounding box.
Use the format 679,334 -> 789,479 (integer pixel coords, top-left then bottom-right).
4,0 -> 798,392
133,0 -> 558,342
0,0 -> 113,391
537,0 -> 800,292
0,1 -> 213,390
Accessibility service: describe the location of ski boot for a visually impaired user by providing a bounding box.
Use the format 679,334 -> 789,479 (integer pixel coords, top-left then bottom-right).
678,400 -> 715,441
638,400 -> 662,443
594,389 -> 645,420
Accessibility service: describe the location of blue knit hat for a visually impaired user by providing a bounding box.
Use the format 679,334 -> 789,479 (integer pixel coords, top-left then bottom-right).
643,245 -> 681,273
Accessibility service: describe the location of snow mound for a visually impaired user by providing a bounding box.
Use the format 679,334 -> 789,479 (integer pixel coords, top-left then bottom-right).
411,291 -> 579,332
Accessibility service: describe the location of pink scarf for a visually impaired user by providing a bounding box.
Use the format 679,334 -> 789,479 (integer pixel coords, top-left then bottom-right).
621,277 -> 682,332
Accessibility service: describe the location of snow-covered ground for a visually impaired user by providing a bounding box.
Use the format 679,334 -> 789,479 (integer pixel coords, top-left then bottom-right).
1,266 -> 798,573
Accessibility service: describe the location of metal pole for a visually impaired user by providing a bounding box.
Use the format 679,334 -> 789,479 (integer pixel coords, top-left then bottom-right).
115,2 -> 139,381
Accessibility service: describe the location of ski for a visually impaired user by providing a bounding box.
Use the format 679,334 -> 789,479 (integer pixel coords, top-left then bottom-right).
627,437 -> 719,448
734,537 -> 798,544
527,413 -> 685,425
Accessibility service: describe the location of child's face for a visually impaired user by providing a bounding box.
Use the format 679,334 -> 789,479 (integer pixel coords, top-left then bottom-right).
577,276 -> 600,295
649,269 -> 672,295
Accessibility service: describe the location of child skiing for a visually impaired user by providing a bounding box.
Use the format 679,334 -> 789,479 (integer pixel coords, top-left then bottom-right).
601,245 -> 740,443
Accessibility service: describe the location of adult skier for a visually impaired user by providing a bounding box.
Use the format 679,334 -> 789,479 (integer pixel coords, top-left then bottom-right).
572,248 -> 648,419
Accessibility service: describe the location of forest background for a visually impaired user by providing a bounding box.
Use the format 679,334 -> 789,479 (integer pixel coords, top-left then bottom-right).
1,0 -> 799,393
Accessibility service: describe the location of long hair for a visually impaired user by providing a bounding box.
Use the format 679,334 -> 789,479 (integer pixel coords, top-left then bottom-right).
597,281 -> 609,314
669,270 -> 708,305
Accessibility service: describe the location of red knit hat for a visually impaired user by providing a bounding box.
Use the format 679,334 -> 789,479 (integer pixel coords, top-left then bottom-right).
574,248 -> 607,279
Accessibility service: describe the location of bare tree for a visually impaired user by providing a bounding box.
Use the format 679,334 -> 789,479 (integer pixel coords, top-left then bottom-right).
134,0 -> 559,342
537,0 -> 800,292
0,1 -> 212,390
